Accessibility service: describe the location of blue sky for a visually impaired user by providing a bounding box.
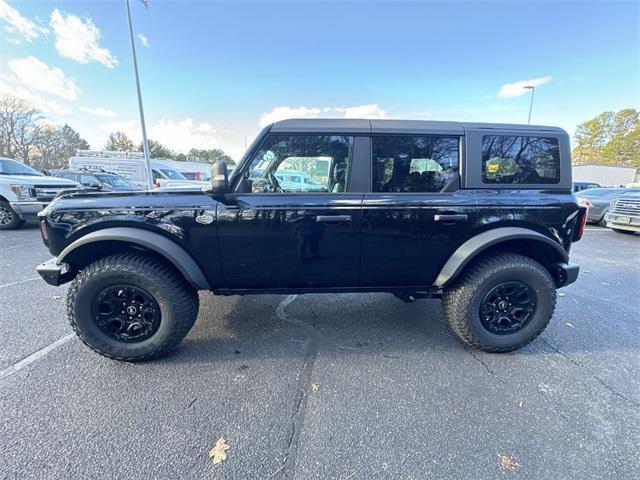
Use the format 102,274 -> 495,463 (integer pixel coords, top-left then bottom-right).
1,0 -> 638,159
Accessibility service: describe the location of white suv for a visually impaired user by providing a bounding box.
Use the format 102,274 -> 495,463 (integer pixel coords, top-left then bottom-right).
0,157 -> 79,230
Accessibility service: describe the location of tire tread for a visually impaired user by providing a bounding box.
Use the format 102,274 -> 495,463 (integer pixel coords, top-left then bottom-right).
442,253 -> 556,353
66,252 -> 199,361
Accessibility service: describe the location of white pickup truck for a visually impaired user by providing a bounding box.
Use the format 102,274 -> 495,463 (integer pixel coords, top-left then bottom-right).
0,157 -> 79,230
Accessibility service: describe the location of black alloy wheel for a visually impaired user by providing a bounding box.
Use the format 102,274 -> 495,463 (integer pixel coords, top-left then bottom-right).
479,281 -> 537,335
91,284 -> 161,343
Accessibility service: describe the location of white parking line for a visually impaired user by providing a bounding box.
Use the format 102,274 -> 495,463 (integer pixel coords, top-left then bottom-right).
0,277 -> 39,289
5,241 -> 41,250
0,333 -> 74,382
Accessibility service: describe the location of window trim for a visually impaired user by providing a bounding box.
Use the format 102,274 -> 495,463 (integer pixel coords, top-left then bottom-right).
464,128 -> 571,190
232,132 -> 364,195
369,133 -> 462,195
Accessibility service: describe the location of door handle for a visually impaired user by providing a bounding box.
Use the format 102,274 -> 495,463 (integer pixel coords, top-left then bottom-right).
315,215 -> 352,223
434,214 -> 468,222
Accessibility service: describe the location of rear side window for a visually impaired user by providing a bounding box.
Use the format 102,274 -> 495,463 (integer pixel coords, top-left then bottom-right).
372,136 -> 459,193
482,136 -> 560,184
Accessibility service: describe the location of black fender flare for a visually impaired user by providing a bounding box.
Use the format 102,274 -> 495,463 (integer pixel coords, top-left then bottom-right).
57,227 -> 210,290
433,227 -> 569,287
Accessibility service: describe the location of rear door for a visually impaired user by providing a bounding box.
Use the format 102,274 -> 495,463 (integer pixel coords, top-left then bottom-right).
217,134 -> 368,289
361,131 -> 477,287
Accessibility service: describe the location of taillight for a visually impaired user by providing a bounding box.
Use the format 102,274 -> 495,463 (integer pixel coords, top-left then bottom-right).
577,197 -> 592,208
573,207 -> 588,241
155,181 -> 161,189
195,172 -> 201,181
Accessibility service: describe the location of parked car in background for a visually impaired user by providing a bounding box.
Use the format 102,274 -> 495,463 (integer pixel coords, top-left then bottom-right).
69,151 -> 201,188
0,157 -> 79,230
573,181 -> 601,192
576,187 -> 640,225
154,159 -> 214,182
48,170 -> 144,192
275,169 -> 327,192
605,191 -> 640,234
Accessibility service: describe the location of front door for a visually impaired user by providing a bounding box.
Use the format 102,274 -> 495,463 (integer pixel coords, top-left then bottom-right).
217,134 -> 363,289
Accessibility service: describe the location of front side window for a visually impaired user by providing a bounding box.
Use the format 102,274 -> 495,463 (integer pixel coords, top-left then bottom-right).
482,135 -> 560,184
372,136 -> 459,193
239,135 -> 354,193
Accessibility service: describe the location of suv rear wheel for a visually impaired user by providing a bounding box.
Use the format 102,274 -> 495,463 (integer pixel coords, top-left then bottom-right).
0,201 -> 23,230
67,253 -> 199,361
442,253 -> 556,353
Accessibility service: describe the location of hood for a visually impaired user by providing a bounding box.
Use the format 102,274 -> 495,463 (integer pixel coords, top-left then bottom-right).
45,188 -> 212,213
3,174 -> 79,186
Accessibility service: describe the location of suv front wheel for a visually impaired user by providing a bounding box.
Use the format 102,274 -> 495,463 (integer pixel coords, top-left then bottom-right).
67,253 -> 199,361
442,253 -> 556,353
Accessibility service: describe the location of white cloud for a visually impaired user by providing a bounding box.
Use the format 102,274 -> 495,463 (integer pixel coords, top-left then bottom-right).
0,0 -> 45,43
259,106 -> 322,126
498,76 -> 552,98
100,118 -> 221,153
8,56 -> 80,101
138,33 -> 149,47
0,79 -> 71,115
335,104 -> 387,119
80,106 -> 117,118
259,104 -> 388,127
50,9 -> 117,68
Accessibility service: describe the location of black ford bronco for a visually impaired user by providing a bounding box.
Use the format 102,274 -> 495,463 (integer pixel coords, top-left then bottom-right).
36,119 -> 585,361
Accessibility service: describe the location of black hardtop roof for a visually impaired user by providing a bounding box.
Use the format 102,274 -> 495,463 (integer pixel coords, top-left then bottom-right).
269,118 -> 566,135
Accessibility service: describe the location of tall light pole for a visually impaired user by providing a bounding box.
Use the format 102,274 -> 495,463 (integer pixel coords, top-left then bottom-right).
524,85 -> 535,125
125,0 -> 153,189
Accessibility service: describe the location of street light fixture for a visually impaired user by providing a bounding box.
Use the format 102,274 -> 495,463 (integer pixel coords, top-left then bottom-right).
524,85 -> 535,125
124,0 -> 153,190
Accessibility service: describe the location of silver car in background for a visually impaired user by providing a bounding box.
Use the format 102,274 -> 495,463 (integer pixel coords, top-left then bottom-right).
576,187 -> 640,226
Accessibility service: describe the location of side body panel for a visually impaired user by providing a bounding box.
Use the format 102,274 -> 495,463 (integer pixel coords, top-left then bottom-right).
360,190 -> 478,286
42,190 -> 225,288
216,194 -> 363,288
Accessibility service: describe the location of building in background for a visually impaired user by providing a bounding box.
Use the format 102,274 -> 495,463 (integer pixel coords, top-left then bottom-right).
572,164 -> 639,187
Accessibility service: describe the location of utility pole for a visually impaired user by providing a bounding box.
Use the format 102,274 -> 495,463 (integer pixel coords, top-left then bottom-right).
524,85 -> 535,125
125,0 -> 153,189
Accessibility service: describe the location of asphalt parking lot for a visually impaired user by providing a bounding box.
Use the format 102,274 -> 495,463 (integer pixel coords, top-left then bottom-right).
0,225 -> 638,480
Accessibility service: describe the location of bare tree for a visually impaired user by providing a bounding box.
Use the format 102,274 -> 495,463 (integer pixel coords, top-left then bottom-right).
0,96 -> 42,162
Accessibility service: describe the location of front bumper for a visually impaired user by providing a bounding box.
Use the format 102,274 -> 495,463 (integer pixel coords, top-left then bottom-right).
10,201 -> 46,221
36,258 -> 72,286
605,213 -> 640,232
552,262 -> 580,288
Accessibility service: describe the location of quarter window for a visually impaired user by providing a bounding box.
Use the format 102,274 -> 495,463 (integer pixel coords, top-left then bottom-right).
372,136 -> 459,193
481,135 -> 560,184
239,135 -> 354,193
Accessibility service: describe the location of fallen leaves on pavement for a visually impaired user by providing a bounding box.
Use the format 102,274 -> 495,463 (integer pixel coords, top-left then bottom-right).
498,454 -> 523,471
311,383 -> 320,393
209,437 -> 230,464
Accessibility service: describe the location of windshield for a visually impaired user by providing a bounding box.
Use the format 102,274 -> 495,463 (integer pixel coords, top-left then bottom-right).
159,168 -> 187,180
95,174 -> 136,188
0,158 -> 41,176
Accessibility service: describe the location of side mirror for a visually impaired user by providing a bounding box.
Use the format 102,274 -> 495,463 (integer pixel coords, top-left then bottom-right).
204,160 -> 229,195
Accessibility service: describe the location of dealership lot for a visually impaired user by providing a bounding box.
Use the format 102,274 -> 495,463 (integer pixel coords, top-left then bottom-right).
0,226 -> 638,480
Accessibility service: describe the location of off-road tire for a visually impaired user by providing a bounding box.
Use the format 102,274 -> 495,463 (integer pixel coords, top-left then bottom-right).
611,228 -> 636,235
67,252 -> 199,361
0,201 -> 22,230
442,253 -> 556,353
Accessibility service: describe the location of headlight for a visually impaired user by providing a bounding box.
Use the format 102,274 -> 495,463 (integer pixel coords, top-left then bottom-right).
10,184 -> 36,201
